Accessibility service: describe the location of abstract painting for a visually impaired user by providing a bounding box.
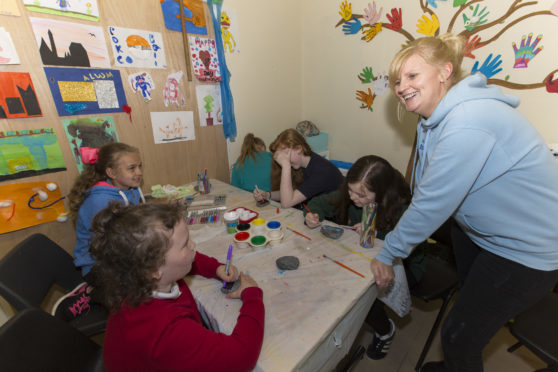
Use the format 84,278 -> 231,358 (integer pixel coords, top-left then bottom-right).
44,67 -> 127,116
29,17 -> 110,68
0,128 -> 66,181
0,72 -> 42,119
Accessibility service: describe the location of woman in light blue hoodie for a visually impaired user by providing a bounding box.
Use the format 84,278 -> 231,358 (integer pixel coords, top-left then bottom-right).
372,34 -> 558,372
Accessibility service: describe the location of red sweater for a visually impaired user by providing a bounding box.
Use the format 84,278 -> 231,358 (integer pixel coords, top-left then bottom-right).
103,252 -> 265,372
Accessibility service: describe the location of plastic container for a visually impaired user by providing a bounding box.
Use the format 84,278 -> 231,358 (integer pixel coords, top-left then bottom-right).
250,235 -> 268,249
266,221 -> 282,232
266,229 -> 284,246
236,223 -> 251,233
251,218 -> 266,235
223,211 -> 239,234
230,207 -> 259,224
233,232 -> 250,248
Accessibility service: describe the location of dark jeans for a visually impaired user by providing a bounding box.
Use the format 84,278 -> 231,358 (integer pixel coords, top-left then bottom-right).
440,223 -> 558,372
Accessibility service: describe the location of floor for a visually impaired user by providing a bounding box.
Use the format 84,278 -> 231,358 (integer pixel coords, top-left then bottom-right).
336,297 -> 546,372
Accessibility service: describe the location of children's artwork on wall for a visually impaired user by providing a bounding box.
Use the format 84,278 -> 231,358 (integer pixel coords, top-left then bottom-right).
160,0 -> 208,35
150,111 -> 195,144
44,67 -> 127,116
196,84 -> 222,126
188,36 -> 221,82
221,8 -> 240,54
335,1 -> 558,91
0,128 -> 66,181
0,72 -> 42,119
0,28 -> 20,64
30,17 -> 110,68
108,26 -> 167,69
163,71 -> 186,107
0,0 -> 21,16
355,67 -> 390,112
0,181 -> 68,235
62,116 -> 118,173
128,71 -> 155,102
23,0 -> 99,22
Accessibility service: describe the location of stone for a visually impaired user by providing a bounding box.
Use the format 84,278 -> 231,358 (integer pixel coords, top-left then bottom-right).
276,256 -> 300,270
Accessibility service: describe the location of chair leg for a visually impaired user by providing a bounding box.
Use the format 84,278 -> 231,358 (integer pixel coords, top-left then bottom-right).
415,287 -> 457,372
507,341 -> 522,353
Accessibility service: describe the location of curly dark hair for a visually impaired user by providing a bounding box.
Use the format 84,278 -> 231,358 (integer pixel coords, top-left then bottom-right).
269,129 -> 313,191
332,155 -> 411,233
89,202 -> 187,311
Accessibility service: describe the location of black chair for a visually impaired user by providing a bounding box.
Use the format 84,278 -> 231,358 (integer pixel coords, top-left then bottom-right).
507,292 -> 558,371
0,308 -> 104,371
411,255 -> 459,372
0,233 -> 107,336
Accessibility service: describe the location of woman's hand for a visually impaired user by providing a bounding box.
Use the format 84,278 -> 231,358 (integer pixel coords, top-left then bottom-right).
227,272 -> 259,299
216,264 -> 239,283
253,188 -> 267,202
370,258 -> 395,289
305,212 -> 321,229
273,148 -> 292,168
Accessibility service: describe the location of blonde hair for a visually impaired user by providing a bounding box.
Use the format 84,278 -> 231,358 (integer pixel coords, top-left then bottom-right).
236,133 -> 266,168
269,129 -> 313,191
389,33 -> 466,92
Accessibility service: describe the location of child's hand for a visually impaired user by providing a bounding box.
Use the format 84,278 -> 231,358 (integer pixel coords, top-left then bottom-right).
227,272 -> 259,299
217,264 -> 239,283
273,148 -> 292,168
305,212 -> 321,229
253,188 -> 267,202
353,222 -> 363,234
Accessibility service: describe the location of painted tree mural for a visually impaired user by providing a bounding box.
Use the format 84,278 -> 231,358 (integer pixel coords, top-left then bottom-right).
336,0 -> 558,111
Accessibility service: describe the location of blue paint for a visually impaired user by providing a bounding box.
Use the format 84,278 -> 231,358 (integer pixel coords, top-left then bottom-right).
267,221 -> 281,229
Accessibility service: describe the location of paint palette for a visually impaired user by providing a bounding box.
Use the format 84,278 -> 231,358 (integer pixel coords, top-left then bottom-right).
320,225 -> 344,240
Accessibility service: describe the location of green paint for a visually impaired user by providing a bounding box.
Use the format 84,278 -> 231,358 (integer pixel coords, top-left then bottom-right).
251,235 -> 266,245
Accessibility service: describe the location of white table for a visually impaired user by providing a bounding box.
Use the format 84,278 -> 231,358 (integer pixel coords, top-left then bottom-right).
187,180 -> 382,371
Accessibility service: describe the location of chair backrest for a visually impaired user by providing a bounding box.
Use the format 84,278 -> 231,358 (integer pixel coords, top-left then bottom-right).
0,308 -> 104,371
0,233 -> 83,310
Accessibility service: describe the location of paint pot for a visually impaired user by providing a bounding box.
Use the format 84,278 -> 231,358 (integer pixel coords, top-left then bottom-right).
266,220 -> 282,232
223,211 -> 239,234
236,223 -> 251,233
266,229 -> 284,246
251,218 -> 266,235
233,232 -> 250,249
250,235 -> 268,249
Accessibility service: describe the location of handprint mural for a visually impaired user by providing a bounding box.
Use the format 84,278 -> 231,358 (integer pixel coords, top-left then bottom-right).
335,0 -> 558,112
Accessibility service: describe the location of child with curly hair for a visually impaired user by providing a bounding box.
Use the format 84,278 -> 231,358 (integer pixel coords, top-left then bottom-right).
90,202 -> 264,372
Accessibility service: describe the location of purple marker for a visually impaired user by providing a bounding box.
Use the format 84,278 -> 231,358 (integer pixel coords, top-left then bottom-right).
223,244 -> 233,287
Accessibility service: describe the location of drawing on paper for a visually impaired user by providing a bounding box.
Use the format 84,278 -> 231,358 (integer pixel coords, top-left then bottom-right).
188,36 -> 221,82
30,17 -> 110,68
150,111 -> 195,144
44,67 -> 127,116
164,71 -> 186,107
0,128 -> 66,181
160,0 -> 207,35
196,84 -> 222,126
0,72 -> 42,119
128,72 -> 155,102
23,0 -> 99,22
108,26 -> 167,69
0,28 -> 20,64
62,116 -> 119,173
221,8 -> 240,54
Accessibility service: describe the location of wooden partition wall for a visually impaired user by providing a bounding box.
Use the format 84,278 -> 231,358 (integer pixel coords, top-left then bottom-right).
0,1 -> 230,256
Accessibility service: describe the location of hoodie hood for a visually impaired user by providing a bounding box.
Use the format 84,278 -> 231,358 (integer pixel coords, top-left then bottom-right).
422,73 -> 520,129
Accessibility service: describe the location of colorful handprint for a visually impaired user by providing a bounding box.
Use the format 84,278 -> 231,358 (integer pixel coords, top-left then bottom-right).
512,33 -> 543,69
453,0 -> 467,7
384,8 -> 402,31
464,35 -> 483,59
471,53 -> 502,79
358,66 -> 376,84
463,4 -> 489,31
362,23 -> 382,42
342,17 -> 362,35
416,13 -> 439,36
363,1 -> 383,25
426,0 -> 448,9
339,0 -> 353,21
372,72 -> 390,96
356,88 -> 376,111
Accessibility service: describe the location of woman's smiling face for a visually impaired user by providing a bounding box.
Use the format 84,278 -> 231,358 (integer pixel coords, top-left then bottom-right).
394,53 -> 451,118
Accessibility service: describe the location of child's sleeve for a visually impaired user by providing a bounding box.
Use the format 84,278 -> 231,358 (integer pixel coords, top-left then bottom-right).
153,287 -> 265,372
189,251 -> 222,279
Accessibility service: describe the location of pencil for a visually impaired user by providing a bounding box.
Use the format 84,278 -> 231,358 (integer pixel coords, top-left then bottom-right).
286,226 -> 312,241
302,203 -> 313,214
323,254 -> 365,278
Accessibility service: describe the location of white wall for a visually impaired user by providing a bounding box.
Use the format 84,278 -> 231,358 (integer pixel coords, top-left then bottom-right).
226,0 -> 558,175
